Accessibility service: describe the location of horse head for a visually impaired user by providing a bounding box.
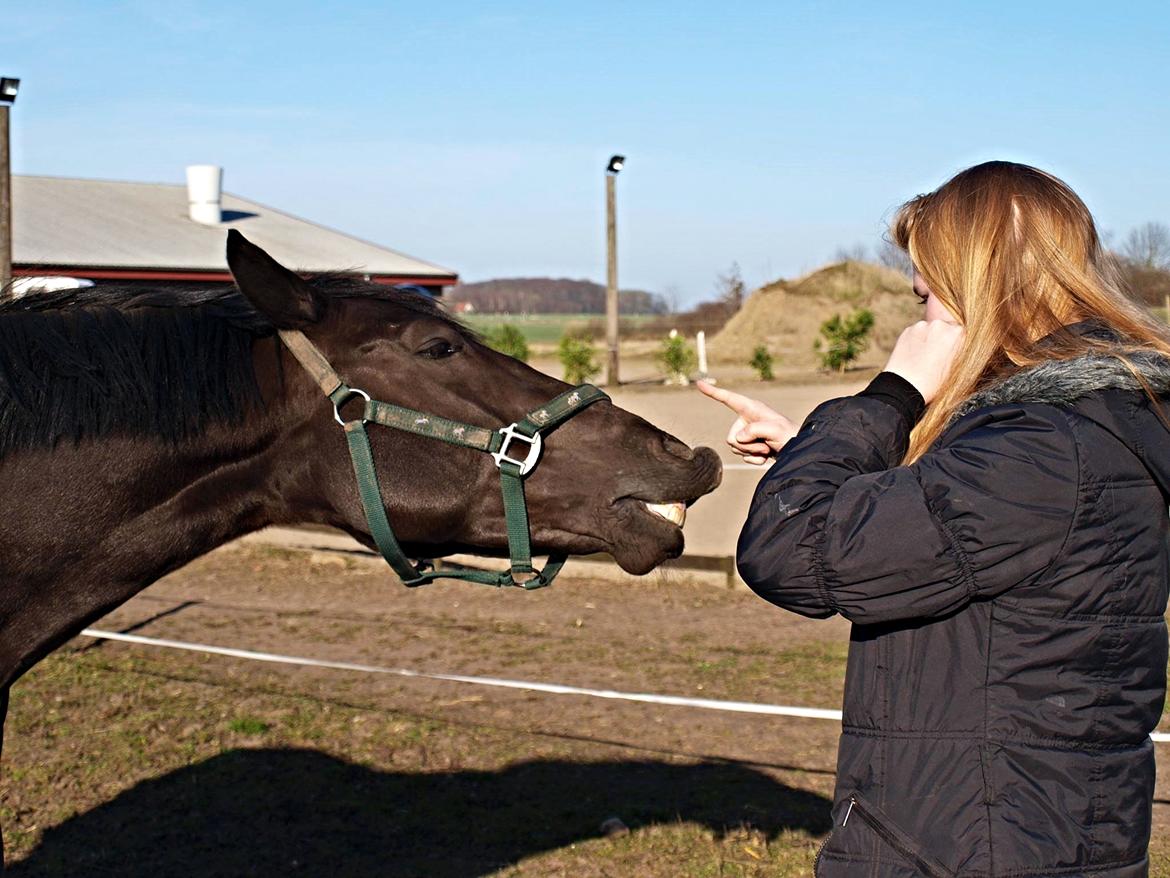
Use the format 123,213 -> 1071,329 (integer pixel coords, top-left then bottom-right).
227,231 -> 722,577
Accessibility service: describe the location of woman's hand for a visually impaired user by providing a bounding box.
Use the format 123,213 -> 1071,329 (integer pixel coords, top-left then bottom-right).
697,380 -> 798,466
883,320 -> 966,404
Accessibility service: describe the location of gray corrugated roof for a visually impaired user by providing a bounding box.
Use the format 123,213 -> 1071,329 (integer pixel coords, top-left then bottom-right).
13,175 -> 457,279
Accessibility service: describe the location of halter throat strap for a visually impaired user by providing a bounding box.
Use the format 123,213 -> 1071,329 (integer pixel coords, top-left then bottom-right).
278,329 -> 609,589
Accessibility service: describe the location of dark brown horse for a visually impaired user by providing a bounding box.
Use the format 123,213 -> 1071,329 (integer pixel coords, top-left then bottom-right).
0,232 -> 721,860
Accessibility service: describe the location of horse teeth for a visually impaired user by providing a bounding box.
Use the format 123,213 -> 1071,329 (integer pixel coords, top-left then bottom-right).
644,501 -> 686,527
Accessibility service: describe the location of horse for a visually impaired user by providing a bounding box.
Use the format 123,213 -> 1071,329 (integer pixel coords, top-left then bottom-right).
0,230 -> 722,862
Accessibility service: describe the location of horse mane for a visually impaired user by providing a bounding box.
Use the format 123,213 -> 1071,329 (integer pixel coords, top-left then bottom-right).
0,277 -> 467,454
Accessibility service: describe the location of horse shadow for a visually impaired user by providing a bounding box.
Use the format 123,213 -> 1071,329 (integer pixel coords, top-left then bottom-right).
9,748 -> 832,877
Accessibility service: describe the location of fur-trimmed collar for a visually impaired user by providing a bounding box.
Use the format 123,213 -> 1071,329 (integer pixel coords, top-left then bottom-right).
950,321 -> 1170,422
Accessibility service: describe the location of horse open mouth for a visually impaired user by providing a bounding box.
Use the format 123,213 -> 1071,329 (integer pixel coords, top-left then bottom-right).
643,501 -> 687,528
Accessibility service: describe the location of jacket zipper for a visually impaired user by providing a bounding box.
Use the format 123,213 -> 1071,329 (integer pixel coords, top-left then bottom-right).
814,833 -> 833,875
845,795 -> 953,877
812,798 -> 853,875
813,831 -> 831,875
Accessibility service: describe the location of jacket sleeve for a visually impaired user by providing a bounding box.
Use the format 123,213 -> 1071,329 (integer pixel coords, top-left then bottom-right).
736,394 -> 1080,625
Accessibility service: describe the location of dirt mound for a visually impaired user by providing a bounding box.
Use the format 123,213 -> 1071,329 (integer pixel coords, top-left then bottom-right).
709,261 -> 920,369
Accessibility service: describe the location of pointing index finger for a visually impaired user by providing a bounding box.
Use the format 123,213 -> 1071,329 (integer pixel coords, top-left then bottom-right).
696,380 -> 758,416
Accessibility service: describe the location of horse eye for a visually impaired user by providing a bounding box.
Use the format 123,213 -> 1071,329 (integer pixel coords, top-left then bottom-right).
418,339 -> 461,359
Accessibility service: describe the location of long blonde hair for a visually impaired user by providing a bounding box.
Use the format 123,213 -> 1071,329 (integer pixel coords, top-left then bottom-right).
892,161 -> 1170,463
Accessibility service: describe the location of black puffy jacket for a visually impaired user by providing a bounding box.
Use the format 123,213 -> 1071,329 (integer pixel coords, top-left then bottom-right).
738,322 -> 1170,877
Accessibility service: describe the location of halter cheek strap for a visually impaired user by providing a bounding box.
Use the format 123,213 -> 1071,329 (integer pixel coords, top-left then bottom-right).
279,329 -> 609,589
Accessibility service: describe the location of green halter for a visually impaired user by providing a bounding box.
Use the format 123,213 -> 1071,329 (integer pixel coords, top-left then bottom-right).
278,329 -> 609,589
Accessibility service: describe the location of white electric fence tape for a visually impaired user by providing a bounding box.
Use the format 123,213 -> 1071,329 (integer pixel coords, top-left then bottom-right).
79,628 -> 1170,742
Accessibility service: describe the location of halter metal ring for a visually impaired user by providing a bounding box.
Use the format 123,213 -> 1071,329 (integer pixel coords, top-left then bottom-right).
492,424 -> 543,476
333,388 -> 372,426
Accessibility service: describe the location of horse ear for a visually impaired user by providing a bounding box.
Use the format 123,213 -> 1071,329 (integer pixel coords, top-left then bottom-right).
225,230 -> 324,328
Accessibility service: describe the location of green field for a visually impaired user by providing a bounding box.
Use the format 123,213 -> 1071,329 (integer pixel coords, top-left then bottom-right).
461,313 -> 662,344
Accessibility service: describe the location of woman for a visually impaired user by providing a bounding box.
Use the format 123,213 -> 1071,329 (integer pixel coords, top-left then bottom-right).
700,161 -> 1170,876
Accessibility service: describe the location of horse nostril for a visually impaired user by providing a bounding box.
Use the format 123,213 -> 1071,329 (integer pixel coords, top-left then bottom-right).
696,446 -> 723,488
661,434 -> 695,462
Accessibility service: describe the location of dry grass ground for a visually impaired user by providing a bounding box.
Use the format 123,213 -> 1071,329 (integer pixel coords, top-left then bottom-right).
1,545 -> 845,877
2,544 -> 1169,876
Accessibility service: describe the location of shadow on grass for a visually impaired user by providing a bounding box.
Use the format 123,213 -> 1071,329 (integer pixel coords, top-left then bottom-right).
10,748 -> 831,877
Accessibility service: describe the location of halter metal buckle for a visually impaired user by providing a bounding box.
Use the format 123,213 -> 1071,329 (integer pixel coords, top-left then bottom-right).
333,387 -> 372,426
492,424 -> 543,476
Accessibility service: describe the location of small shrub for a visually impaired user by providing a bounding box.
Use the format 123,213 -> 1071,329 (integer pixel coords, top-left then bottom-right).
229,717 -> 271,735
558,331 -> 601,384
749,345 -> 774,380
657,331 -> 698,385
814,308 -> 875,372
484,324 -> 530,362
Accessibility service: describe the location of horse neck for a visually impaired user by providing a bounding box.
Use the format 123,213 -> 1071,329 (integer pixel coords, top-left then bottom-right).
27,407 -> 308,566
0,385 -> 320,684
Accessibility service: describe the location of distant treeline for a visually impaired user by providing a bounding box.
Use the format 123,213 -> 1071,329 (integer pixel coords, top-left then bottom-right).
447,277 -> 669,315
838,221 -> 1170,308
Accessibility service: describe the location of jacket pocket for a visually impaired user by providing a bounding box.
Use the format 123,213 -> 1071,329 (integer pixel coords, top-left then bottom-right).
831,793 -> 955,877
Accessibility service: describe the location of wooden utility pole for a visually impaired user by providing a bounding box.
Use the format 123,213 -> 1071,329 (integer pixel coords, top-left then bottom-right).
605,170 -> 619,385
0,102 -> 11,295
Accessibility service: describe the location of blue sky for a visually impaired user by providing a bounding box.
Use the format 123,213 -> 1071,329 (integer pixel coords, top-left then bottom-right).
3,1 -> 1168,304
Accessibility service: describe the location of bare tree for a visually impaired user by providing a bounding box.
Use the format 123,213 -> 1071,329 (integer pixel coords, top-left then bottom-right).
715,262 -> 747,311
1122,222 -> 1170,270
661,283 -> 683,316
834,243 -> 869,263
877,238 -> 914,277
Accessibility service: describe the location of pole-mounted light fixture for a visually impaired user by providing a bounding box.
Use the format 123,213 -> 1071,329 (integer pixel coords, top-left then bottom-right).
604,154 -> 625,383
0,76 -> 16,295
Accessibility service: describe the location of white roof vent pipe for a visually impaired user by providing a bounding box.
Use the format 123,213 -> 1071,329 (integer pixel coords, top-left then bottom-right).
186,165 -> 223,225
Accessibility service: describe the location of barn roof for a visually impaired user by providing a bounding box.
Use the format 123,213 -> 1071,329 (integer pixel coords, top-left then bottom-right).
12,175 -> 458,283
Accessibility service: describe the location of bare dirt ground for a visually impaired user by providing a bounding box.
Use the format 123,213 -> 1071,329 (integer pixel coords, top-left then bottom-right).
3,544 -> 848,876
3,543 -> 1169,876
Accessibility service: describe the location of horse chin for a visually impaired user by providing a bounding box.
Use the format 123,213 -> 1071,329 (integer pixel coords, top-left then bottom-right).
610,539 -> 684,576
604,499 -> 688,575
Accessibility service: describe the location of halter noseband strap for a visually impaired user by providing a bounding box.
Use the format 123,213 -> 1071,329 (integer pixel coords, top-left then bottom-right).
278,329 -> 609,589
